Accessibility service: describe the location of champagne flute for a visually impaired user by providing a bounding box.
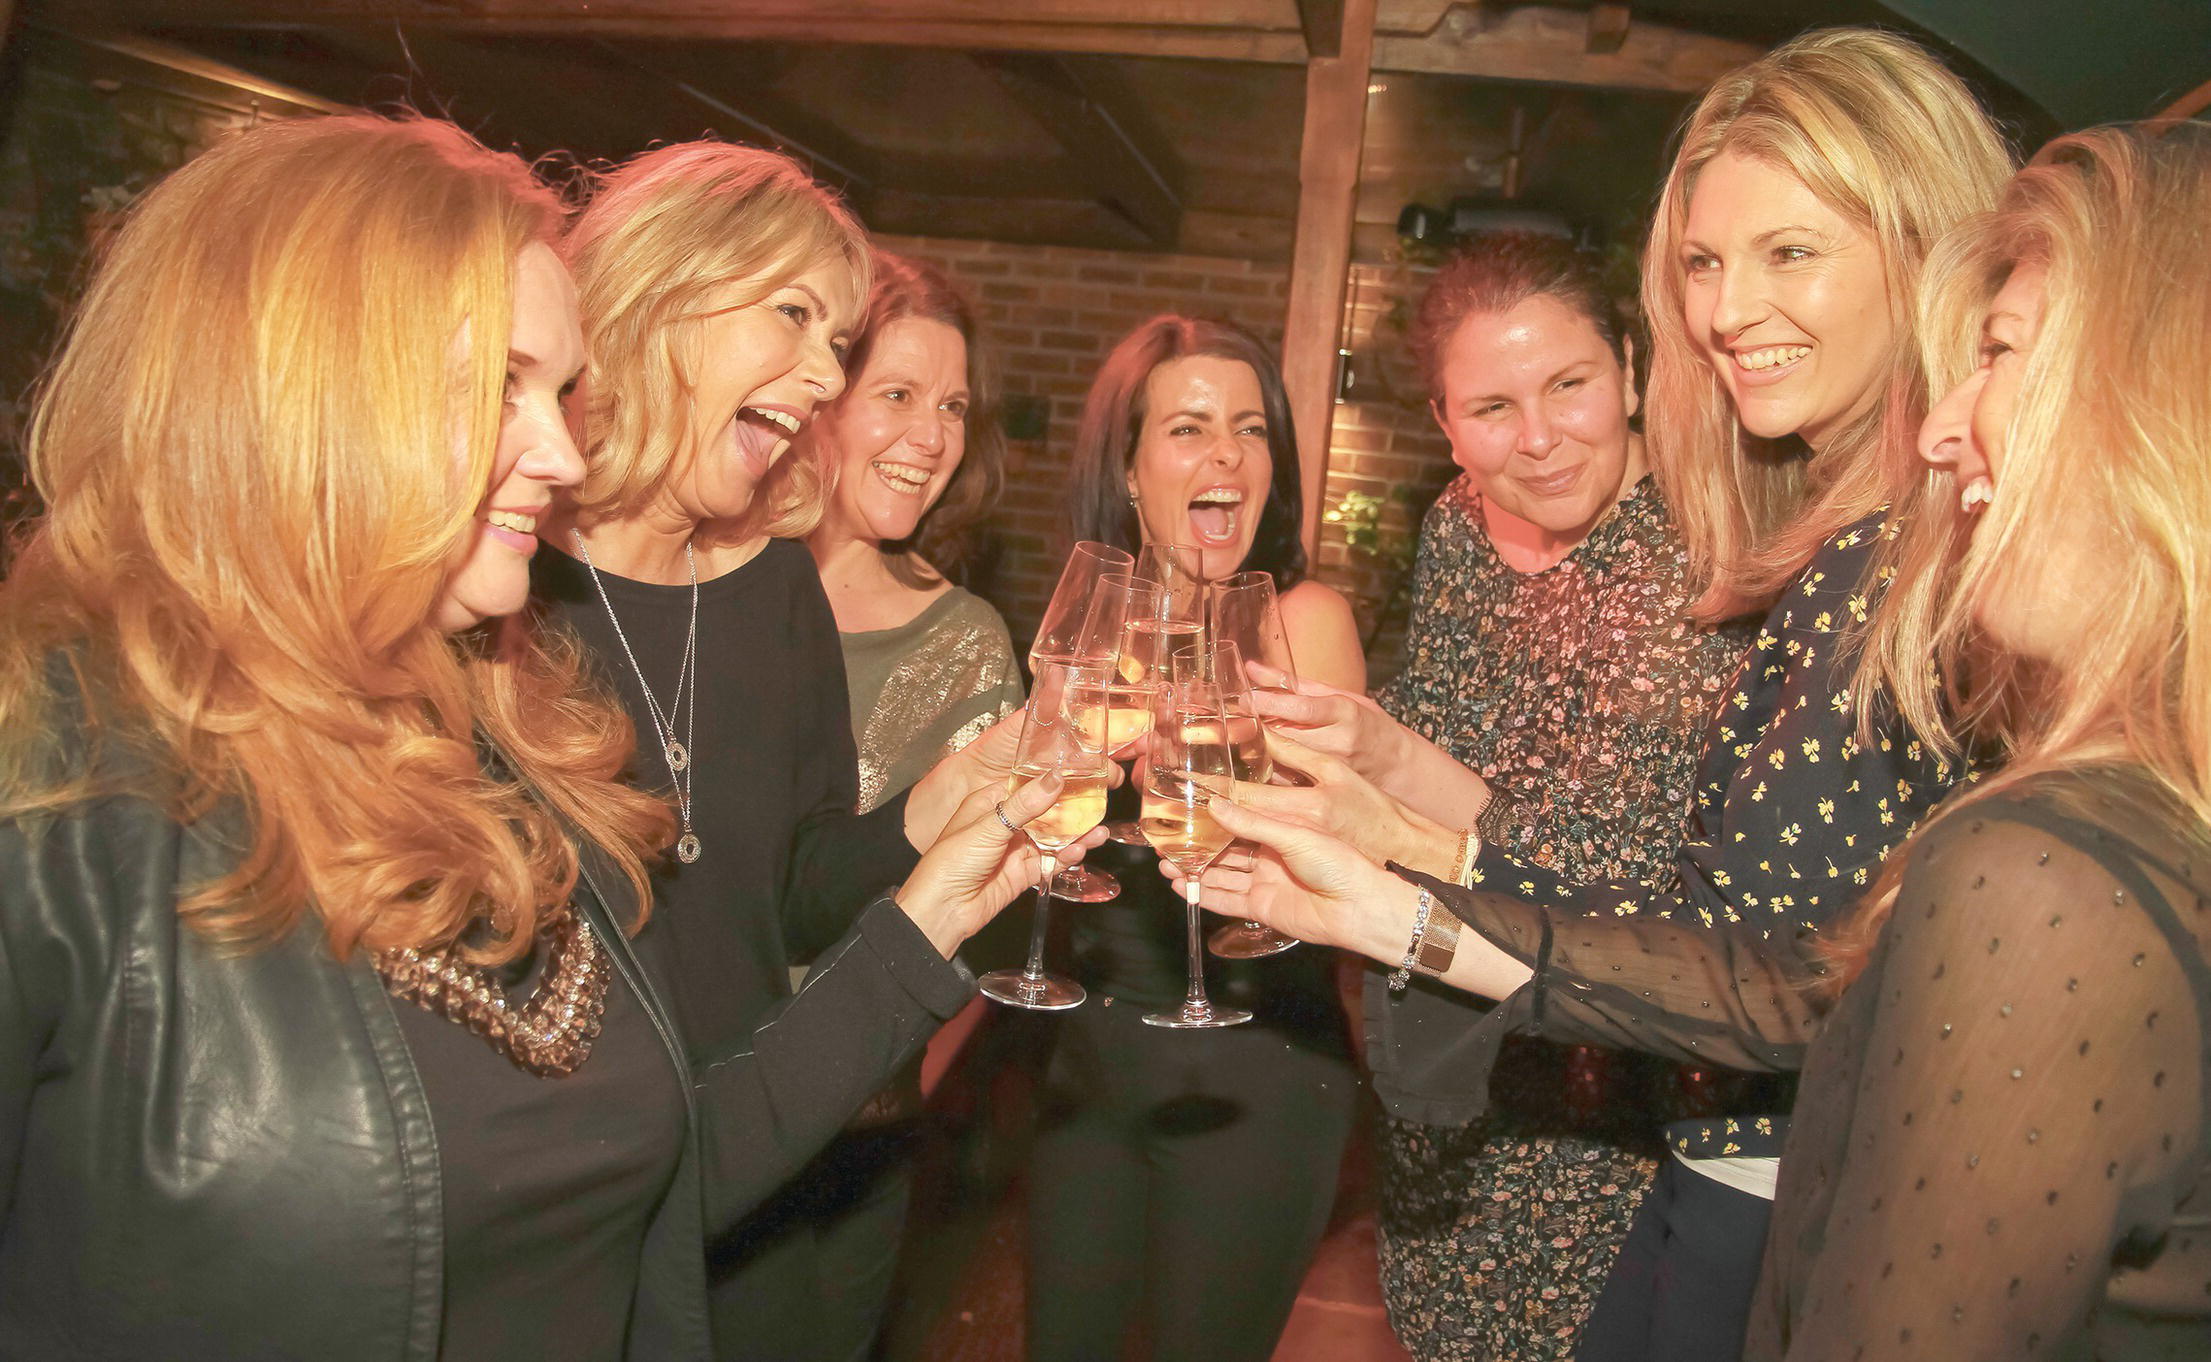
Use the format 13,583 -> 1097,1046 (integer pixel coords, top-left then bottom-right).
1137,541 -> 1207,618
1207,570 -> 1299,689
1030,540 -> 1135,672
979,662 -> 1113,1012
1139,655 -> 1250,1028
1103,569 -> 1203,845
1205,572 -> 1303,958
1027,541 -> 1135,904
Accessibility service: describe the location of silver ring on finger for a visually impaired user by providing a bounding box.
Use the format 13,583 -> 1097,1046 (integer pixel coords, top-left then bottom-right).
993,802 -> 1019,833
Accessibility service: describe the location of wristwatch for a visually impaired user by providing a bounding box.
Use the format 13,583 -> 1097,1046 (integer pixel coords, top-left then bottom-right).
1413,899 -> 1462,978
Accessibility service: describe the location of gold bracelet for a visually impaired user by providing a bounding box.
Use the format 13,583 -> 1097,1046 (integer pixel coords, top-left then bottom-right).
1450,826 -> 1481,887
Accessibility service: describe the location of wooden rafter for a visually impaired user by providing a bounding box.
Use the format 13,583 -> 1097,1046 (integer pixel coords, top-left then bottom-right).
977,52 -> 1182,247
1586,3 -> 1630,56
1280,0 -> 1375,559
1296,0 -> 1345,60
66,0 -> 1760,95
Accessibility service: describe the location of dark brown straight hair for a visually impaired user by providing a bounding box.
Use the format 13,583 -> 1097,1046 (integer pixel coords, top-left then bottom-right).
846,251 -> 1006,587
1062,315 -> 1306,588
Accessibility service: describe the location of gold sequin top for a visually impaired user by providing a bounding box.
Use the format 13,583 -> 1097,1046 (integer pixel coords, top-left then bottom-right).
840,586 -> 1024,814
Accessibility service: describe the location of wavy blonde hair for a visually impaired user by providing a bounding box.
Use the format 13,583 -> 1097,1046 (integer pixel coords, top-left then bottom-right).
0,114 -> 671,965
565,141 -> 870,538
1830,123 -> 2211,982
1641,27 -> 2011,621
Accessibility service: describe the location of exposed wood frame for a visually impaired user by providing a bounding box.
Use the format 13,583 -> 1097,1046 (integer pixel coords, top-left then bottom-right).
977,52 -> 1182,246
68,1 -> 1759,95
1373,5 -> 1755,91
1296,0 -> 1344,60
1279,0 -> 1374,560
1586,3 -> 1631,56
2147,73 -> 2211,131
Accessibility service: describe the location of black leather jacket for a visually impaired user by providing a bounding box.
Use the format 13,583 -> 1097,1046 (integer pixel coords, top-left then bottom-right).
0,740 -> 971,1359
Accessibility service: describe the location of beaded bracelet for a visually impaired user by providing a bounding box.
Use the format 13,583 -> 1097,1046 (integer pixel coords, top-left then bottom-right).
1388,884 -> 1435,992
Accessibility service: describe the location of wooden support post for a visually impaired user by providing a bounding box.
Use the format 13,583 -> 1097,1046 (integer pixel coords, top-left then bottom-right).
1586,3 -> 1632,56
1281,0 -> 1374,562
1296,0 -> 1345,60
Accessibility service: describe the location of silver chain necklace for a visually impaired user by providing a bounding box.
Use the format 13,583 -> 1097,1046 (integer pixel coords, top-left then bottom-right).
573,531 -> 702,864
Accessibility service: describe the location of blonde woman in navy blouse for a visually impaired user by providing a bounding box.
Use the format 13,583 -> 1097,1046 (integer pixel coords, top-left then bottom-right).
1211,29 -> 2011,1362
1193,120 -> 2211,1362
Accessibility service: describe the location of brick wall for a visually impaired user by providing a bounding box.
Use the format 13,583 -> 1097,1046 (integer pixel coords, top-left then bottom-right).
1320,260 -> 1460,685
872,233 -> 1289,653
874,235 -> 1461,683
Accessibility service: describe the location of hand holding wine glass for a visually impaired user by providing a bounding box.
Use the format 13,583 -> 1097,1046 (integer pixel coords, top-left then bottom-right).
898,768 -> 1109,960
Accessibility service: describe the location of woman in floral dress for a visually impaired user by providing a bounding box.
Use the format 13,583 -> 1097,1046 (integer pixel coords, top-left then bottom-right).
1370,233 -> 1749,1360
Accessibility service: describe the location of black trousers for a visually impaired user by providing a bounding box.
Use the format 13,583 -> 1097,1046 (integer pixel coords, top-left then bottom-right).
1025,991 -> 1357,1362
1576,1156 -> 1773,1362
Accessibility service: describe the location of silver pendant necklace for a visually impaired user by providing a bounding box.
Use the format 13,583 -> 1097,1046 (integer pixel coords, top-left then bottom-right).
574,531 -> 702,864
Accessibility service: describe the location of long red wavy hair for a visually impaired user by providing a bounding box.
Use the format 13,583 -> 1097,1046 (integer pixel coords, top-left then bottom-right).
0,114 -> 671,965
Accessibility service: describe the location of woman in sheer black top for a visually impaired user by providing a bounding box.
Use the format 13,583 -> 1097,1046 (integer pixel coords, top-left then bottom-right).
1194,123 -> 2211,1359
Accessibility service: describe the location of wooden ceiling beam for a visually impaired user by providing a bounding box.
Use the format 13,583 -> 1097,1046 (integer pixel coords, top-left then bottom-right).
69,2 -> 1755,94
1586,3 -> 1630,57
976,52 -> 1182,247
1373,5 -> 1757,92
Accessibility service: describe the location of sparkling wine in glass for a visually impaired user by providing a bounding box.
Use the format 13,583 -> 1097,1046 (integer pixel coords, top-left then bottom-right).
1103,573 -> 1203,845
1026,542 -> 1135,904
1139,659 -> 1251,1029
979,663 -> 1113,1012
1205,574 -> 1303,958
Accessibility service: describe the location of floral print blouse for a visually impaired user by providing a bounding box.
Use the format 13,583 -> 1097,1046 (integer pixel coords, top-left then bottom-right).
1378,473 -> 1748,895
1367,510 -> 1970,1151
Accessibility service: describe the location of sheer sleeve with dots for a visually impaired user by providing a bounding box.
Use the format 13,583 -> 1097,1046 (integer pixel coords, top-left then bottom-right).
1750,782 -> 2211,1360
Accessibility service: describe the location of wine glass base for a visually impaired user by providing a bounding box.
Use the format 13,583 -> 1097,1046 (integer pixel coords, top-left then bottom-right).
1208,923 -> 1299,959
1051,865 -> 1121,903
979,969 -> 1087,1011
1141,1002 -> 1252,1028
1104,819 -> 1149,846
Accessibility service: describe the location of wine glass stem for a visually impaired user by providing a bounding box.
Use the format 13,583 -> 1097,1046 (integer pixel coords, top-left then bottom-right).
1022,855 -> 1058,981
1181,876 -> 1210,1010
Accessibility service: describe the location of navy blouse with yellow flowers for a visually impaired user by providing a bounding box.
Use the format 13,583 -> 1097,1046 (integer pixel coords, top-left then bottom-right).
1365,511 -> 1968,1155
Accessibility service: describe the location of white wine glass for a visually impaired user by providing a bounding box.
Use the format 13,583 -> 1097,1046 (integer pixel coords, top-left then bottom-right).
1030,540 -> 1135,672
1191,639 -> 1298,959
1207,573 -> 1304,956
1028,542 -> 1135,904
1137,541 -> 1208,618
1139,657 -> 1250,1029
1103,569 -> 1202,845
978,662 -> 1113,1012
1207,570 -> 1299,691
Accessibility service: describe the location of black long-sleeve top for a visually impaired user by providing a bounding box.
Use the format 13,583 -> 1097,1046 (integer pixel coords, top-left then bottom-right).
1367,512 -> 1968,1147
533,539 -> 959,1356
1402,771 -> 2211,1359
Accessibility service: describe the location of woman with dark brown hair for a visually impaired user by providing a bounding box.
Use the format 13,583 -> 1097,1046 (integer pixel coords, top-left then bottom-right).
1369,231 -> 1751,1361
1025,315 -> 1363,1362
806,251 -> 1023,815
796,251 -> 1024,1359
